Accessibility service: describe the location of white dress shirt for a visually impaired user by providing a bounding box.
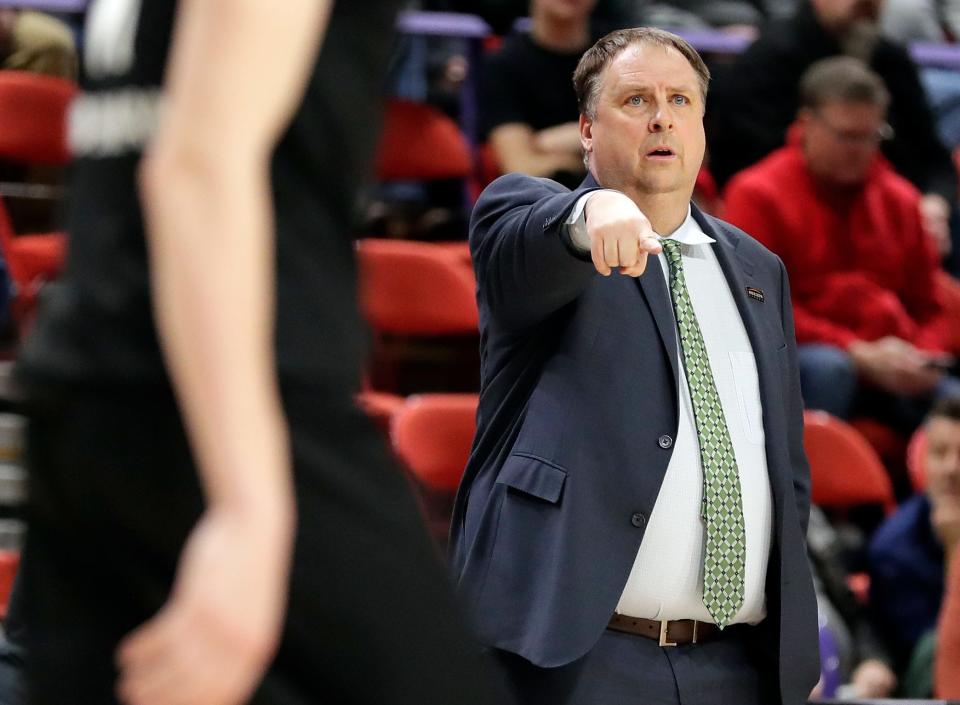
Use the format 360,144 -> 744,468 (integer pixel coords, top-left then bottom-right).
566,193 -> 773,625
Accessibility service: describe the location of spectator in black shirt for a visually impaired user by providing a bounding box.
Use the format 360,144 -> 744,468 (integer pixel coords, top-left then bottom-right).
479,0 -> 598,188
709,0 -> 957,262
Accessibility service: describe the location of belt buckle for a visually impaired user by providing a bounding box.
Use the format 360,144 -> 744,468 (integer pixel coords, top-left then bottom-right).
658,620 -> 677,647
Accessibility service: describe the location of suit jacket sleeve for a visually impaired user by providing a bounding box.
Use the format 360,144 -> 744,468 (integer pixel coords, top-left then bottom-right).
778,255 -> 812,535
470,173 -> 602,331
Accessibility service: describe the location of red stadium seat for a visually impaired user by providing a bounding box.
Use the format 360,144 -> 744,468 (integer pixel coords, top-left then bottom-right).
391,393 -> 478,492
803,410 -> 897,514
356,238 -> 480,394
433,240 -> 472,272
356,238 -> 478,336
0,71 -> 77,328
390,393 -> 478,547
375,99 -> 472,182
0,71 -> 74,164
0,549 -> 19,619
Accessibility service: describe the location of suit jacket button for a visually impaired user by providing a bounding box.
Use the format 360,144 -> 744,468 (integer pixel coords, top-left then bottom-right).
631,512 -> 646,528
658,434 -> 673,449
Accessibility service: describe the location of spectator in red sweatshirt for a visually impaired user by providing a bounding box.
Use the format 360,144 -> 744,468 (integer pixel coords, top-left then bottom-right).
724,56 -> 960,431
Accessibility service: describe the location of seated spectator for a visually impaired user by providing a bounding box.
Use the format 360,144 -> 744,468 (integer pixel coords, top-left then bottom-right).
879,0 -> 960,274
867,396 -> 960,667
935,543 -> 960,698
724,57 -> 960,430
709,0 -> 957,264
807,506 -> 897,698
478,0 -> 597,188
0,9 -> 76,79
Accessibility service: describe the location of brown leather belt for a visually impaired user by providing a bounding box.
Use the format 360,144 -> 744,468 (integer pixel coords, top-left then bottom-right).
607,614 -> 718,646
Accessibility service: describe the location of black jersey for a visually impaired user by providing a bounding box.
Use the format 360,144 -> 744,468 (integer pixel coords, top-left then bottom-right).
17,0 -> 398,392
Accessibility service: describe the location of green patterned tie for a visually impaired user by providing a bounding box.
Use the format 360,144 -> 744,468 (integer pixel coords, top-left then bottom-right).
660,237 -> 746,629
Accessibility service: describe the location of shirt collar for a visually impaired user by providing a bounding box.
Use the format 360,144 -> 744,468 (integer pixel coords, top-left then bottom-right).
659,205 -> 716,246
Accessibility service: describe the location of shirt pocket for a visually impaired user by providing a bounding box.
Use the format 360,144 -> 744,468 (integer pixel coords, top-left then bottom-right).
729,351 -> 765,446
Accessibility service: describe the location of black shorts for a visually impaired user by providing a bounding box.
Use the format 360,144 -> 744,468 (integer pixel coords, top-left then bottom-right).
22,385 -> 504,705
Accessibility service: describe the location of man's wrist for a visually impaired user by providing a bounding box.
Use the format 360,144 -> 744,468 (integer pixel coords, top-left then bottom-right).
564,188 -> 622,252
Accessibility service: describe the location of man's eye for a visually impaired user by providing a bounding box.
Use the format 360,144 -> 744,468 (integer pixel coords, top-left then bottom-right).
672,95 -> 689,105
628,95 -> 644,106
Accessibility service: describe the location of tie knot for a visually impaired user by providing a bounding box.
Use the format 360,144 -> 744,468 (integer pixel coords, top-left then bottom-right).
660,237 -> 682,267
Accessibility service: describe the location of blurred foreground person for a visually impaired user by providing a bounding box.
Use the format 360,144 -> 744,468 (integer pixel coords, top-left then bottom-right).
15,2 -> 504,705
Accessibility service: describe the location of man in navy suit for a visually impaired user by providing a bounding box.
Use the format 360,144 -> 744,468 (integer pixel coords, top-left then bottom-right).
451,27 -> 820,705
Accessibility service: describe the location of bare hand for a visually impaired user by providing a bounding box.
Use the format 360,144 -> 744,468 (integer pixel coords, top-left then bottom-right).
848,336 -> 942,396
116,506 -> 294,705
584,190 -> 661,277
850,659 -> 897,698
920,193 -> 952,258
533,122 -> 584,156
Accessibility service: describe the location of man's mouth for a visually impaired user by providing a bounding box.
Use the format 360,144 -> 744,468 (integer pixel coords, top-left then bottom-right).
646,146 -> 676,159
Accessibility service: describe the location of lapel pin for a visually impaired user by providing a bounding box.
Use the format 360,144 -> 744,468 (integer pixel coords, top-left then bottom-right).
746,287 -> 764,303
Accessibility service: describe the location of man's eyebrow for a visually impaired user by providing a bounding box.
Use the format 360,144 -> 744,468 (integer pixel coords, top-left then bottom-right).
617,82 -> 698,95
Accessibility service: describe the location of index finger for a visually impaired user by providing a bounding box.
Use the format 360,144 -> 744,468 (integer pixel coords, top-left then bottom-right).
640,234 -> 662,255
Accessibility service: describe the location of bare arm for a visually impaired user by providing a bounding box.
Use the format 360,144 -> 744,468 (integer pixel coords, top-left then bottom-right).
532,121 -> 583,155
490,122 -> 584,177
117,2 -> 332,705
143,0 -> 328,520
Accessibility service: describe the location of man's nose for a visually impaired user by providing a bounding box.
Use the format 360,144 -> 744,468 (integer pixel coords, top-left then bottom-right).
648,104 -> 674,132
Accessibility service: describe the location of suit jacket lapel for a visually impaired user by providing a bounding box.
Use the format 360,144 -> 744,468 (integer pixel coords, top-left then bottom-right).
636,259 -> 679,384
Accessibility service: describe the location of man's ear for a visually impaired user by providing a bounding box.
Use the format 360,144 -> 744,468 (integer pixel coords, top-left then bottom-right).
579,113 -> 592,157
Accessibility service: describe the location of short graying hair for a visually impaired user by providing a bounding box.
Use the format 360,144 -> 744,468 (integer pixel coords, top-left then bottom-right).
573,27 -> 711,119
799,56 -> 890,110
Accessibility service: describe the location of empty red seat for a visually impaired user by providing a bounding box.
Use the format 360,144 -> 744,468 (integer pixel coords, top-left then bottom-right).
390,393 -> 478,493
803,410 -> 896,514
375,99 -> 472,182
356,238 -> 478,336
0,549 -> 19,618
0,70 -> 77,327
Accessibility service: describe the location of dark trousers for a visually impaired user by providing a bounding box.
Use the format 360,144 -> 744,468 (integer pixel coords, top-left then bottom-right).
797,343 -> 960,432
494,624 -> 780,705
22,386 -> 507,705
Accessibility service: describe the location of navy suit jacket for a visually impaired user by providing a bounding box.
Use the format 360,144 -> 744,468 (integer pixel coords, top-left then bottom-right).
450,173 -> 820,704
